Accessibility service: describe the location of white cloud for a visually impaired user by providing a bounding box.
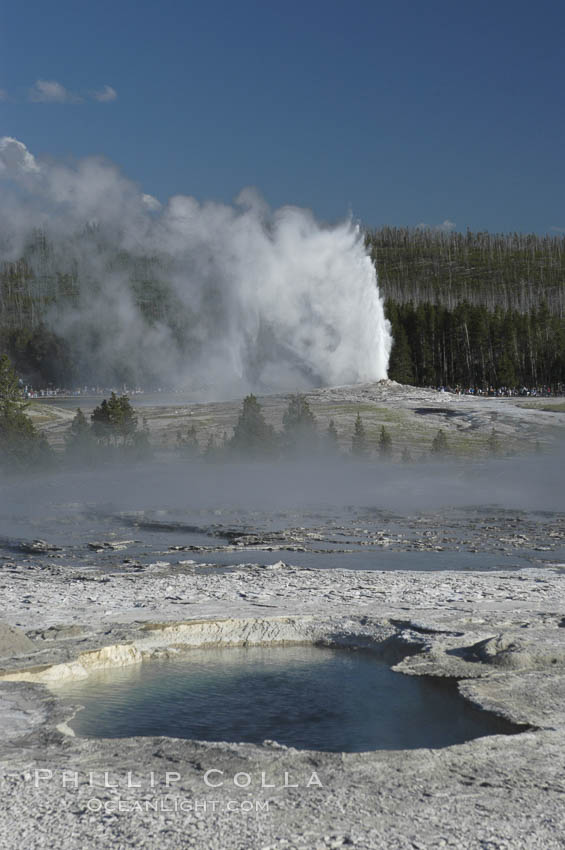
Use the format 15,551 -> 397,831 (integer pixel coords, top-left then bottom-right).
142,193 -> 161,211
29,79 -> 82,103
0,136 -> 40,175
93,85 -> 117,102
24,80 -> 118,104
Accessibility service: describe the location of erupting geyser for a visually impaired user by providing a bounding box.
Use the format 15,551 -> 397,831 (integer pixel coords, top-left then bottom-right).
0,136 -> 392,396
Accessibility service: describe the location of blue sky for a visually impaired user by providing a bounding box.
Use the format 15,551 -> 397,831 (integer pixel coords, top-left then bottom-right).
1,0 -> 564,233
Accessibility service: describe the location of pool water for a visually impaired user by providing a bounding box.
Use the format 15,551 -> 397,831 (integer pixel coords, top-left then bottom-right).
52,645 -> 521,752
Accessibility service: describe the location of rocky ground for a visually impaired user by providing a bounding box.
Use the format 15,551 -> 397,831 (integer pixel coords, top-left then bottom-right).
1,381 -> 564,849
1,554 -> 565,849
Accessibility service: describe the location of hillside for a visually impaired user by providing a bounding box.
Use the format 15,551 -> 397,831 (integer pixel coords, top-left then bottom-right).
30,381 -> 565,459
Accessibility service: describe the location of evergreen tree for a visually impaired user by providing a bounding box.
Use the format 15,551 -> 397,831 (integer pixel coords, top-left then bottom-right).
131,416 -> 152,459
351,412 -> 369,458
282,393 -> 318,454
325,418 -> 339,453
0,354 -> 52,469
378,425 -> 393,459
107,393 -> 138,445
91,398 -> 111,444
388,325 -> 414,384
177,424 -> 198,450
496,352 -> 517,388
0,354 -> 25,419
91,393 -> 139,447
204,433 -> 218,461
431,429 -> 449,457
65,408 -> 96,463
176,423 -> 199,457
66,408 -> 90,442
230,394 -> 276,457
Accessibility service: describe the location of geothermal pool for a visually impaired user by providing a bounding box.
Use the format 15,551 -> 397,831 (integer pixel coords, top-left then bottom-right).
51,645 -> 520,752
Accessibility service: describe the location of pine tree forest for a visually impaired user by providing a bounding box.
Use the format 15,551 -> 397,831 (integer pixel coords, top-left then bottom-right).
367,228 -> 565,390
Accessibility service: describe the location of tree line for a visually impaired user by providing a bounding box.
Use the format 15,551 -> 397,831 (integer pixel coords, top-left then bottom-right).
0,354 -> 507,473
367,227 -> 565,314
366,227 -> 565,389
386,300 -> 565,389
176,395 -> 473,462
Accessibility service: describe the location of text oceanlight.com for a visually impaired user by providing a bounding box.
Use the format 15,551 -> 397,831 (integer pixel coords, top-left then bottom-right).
86,797 -> 271,814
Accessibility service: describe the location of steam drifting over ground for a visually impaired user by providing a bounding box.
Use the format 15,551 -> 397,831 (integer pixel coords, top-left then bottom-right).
0,137 -> 391,397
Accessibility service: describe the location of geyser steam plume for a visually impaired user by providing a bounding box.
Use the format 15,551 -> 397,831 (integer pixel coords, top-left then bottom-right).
0,137 -> 392,397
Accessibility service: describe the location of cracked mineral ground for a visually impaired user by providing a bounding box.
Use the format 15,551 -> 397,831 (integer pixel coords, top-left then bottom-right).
2,383 -> 565,849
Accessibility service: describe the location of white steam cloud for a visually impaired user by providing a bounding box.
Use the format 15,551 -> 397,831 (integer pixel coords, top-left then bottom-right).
0,137 -> 391,397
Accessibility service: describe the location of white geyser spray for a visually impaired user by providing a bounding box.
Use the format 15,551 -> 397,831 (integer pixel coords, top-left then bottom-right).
0,137 -> 392,397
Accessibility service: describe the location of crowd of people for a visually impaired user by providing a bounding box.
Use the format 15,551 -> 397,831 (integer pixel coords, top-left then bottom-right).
21,384 -> 146,400
19,380 -> 565,402
438,385 -> 565,398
